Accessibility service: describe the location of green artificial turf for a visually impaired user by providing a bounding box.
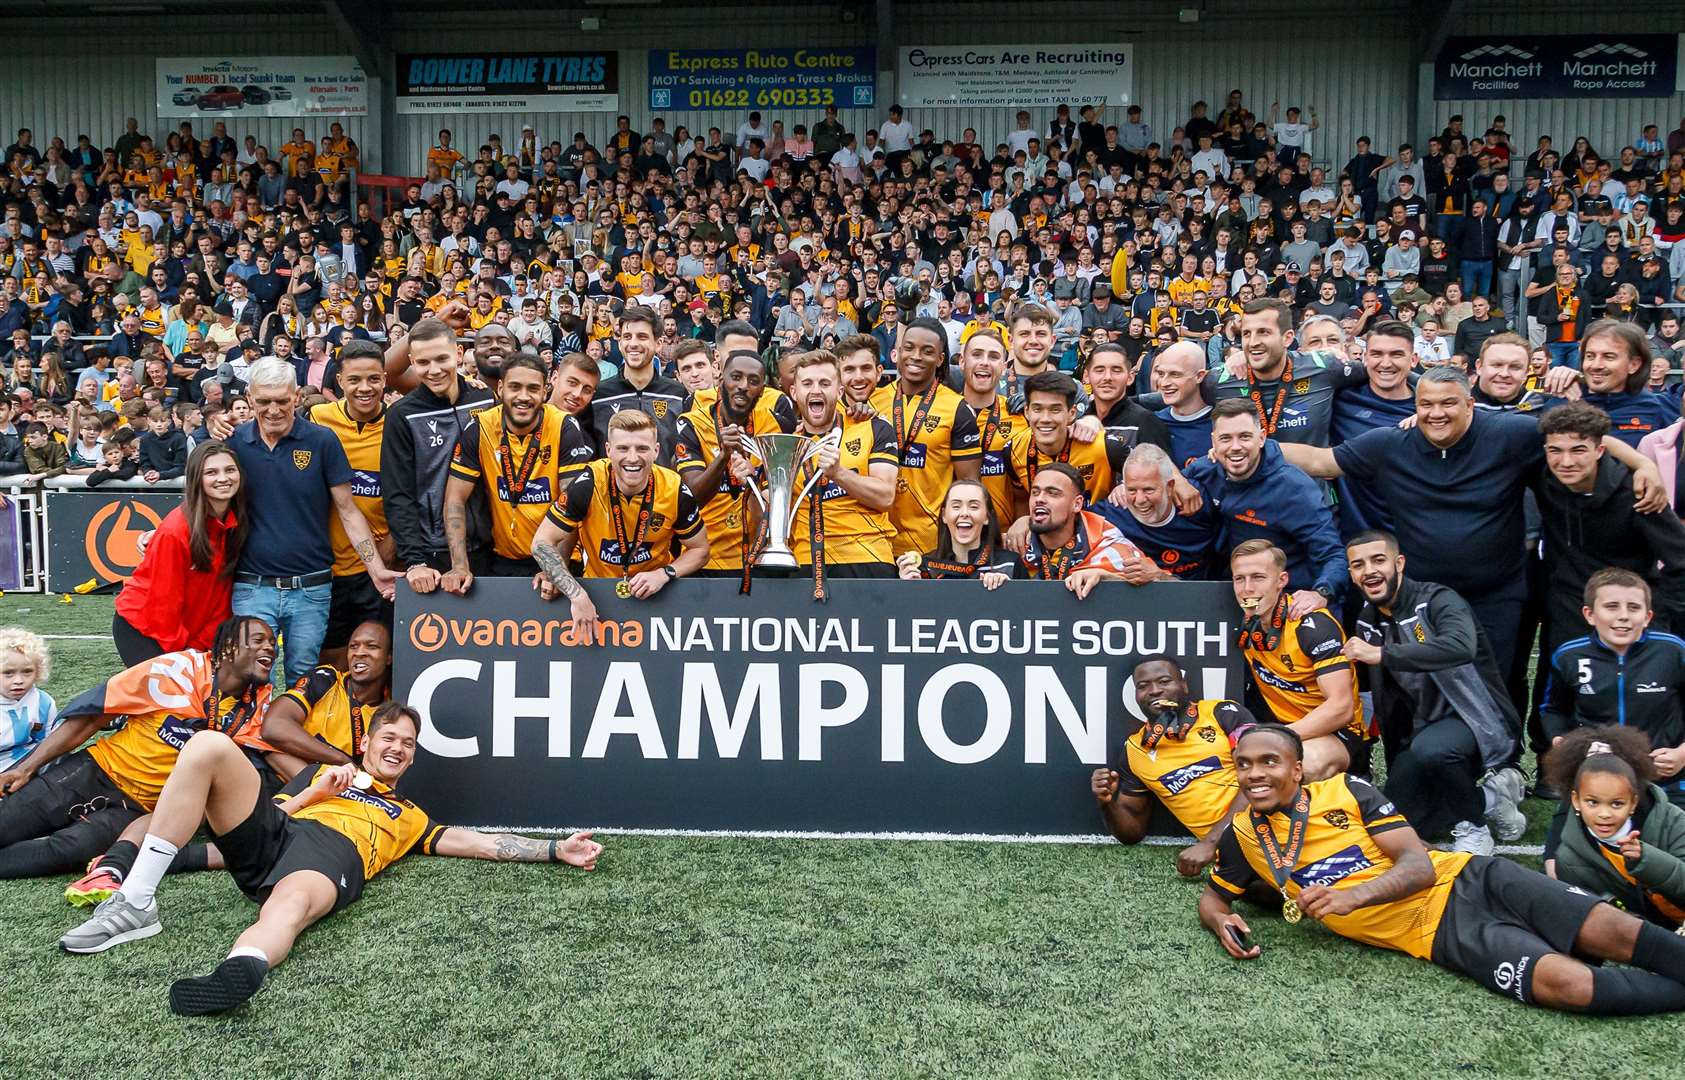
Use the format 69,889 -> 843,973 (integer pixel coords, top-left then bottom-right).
0,595 -> 1677,1079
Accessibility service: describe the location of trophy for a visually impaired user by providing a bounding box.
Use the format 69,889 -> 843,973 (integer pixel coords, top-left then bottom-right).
737,430 -> 841,569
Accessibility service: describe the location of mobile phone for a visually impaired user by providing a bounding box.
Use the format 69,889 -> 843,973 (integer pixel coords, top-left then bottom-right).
1226,925 -> 1255,953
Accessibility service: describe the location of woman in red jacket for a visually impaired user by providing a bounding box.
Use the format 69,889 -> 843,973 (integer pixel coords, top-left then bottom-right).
112,441 -> 249,665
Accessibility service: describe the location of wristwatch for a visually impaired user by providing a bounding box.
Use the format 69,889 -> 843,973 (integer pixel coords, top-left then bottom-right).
663,565 -> 678,581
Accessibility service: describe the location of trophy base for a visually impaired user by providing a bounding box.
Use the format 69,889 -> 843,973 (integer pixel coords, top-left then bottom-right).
755,551 -> 800,570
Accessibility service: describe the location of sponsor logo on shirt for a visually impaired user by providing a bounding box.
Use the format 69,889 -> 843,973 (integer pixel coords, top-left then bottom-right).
1289,844 -> 1374,888
349,469 -> 381,498
1159,755 -> 1223,796
902,441 -> 928,469
1636,682 -> 1668,694
1251,665 -> 1304,694
339,786 -> 403,820
156,716 -> 200,751
495,476 -> 555,505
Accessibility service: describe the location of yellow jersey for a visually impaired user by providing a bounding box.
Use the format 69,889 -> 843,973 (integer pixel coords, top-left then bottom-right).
867,381 -> 981,556
280,665 -> 379,757
1239,594 -> 1366,740
449,403 -> 593,560
973,393 -> 1019,530
283,764 -> 445,881
672,387 -> 798,571
790,416 -> 899,567
1118,698 -> 1247,838
1006,427 -> 1128,507
309,400 -> 388,577
548,459 -> 703,578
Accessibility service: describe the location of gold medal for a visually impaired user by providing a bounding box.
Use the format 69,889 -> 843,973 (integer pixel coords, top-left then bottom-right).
615,579 -> 632,599
352,770 -> 373,791
1239,596 -> 1261,610
1282,896 -> 1303,924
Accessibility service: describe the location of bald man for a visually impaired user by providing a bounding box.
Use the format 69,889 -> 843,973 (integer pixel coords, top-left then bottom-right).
1149,343 -> 1214,469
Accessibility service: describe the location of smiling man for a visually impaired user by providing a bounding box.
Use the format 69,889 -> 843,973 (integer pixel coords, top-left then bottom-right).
56,704 -> 602,1015
0,617 -> 278,880
1200,723 -> 1685,1016
1016,462 -> 1135,598
1005,371 -> 1131,552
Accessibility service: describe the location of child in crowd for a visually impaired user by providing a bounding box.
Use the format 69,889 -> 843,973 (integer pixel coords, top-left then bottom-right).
87,429 -> 139,486
137,405 -> 187,482
0,627 -> 57,770
1546,725 -> 1685,930
174,400 -> 204,444
20,421 -> 66,481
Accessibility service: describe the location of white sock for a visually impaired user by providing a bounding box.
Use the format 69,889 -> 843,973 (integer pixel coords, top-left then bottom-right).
119,835 -> 177,909
227,946 -> 269,967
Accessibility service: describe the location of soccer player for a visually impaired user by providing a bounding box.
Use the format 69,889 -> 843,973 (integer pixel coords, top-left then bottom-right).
1201,723 -> 1685,1016
582,305 -> 687,463
674,349 -> 796,578
868,317 -> 980,557
56,705 -> 602,1016
956,328 -> 1017,528
836,334 -> 883,414
1343,531 -> 1525,854
1091,655 -> 1254,876
1004,371 -> 1131,548
308,341 -> 391,670
1230,540 -> 1368,779
530,410 -> 708,637
442,353 -> 592,588
0,617 -> 276,879
1095,444 -> 1222,581
1184,399 -> 1346,612
1017,462 -> 1134,597
548,350 -> 602,417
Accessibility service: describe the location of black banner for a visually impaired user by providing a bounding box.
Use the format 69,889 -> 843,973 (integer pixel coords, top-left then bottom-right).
1435,34 -> 1679,99
396,52 -> 620,113
395,578 -> 1243,836
43,489 -> 179,593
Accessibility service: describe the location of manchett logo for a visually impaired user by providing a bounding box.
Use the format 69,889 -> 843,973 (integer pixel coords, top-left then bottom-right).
1460,44 -> 1535,61
1574,43 -> 1647,59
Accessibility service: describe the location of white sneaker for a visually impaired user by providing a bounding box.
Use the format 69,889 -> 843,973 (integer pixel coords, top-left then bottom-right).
1450,820 -> 1496,856
1482,767 -> 1528,842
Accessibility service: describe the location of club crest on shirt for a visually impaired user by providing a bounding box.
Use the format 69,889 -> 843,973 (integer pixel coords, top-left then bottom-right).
1197,726 -> 1216,743
846,438 -> 862,454
292,449 -> 312,470
653,401 -> 669,419
1294,379 -> 1311,394
1323,809 -> 1351,830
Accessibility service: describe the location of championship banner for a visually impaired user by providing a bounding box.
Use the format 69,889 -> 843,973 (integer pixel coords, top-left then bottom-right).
1434,34 -> 1680,99
395,578 -> 1242,836
647,48 -> 876,112
896,45 -> 1132,109
397,52 -> 619,113
42,489 -> 176,593
156,57 -> 367,118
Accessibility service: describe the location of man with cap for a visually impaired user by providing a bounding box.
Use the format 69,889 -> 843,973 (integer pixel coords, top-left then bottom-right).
1382,231 -> 1421,299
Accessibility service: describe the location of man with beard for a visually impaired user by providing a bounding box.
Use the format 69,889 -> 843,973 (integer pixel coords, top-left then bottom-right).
1004,372 -> 1132,553
674,350 -> 797,579
1200,723 -> 1685,1016
1015,462 -> 1136,598
382,301 -> 515,392
1279,366 -> 1668,680
530,410 -> 708,638
582,305 -> 687,464
1576,320 -> 1681,448
1084,343 -> 1172,451
65,622 -> 394,907
443,353 -> 593,588
1230,539 -> 1367,779
382,318 -> 494,594
308,341 -> 392,670
1096,444 -> 1222,581
0,617 -> 277,880
781,349 -> 898,587
1184,399 -> 1346,614
837,334 -> 884,414
56,705 -> 602,1015
1341,531 -> 1524,854
868,318 -> 981,556
1091,655 -> 1254,877
956,328 -> 1018,527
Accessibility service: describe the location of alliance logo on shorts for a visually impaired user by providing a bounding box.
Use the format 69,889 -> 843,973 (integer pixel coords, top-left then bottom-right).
1493,955 -> 1530,1001
1289,844 -> 1374,888
1160,755 -> 1222,796
339,787 -> 403,820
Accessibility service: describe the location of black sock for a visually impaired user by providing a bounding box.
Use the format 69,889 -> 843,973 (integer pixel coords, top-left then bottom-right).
168,843 -> 210,874
1635,922 -> 1685,985
94,840 -> 139,882
1587,967 -> 1685,1016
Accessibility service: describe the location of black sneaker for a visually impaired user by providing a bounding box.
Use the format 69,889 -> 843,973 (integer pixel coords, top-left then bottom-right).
168,954 -> 268,1016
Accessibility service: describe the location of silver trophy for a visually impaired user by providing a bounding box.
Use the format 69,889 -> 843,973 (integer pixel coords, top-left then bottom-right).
737,430 -> 841,569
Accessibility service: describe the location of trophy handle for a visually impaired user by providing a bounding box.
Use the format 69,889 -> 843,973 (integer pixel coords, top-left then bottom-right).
790,429 -> 841,511
735,431 -> 768,508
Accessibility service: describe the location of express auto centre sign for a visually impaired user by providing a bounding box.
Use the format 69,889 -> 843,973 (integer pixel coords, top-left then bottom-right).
395,578 -> 1242,836
1435,34 -> 1680,99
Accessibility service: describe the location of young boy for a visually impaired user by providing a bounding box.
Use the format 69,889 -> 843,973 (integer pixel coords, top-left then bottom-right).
136,405 -> 187,483
85,438 -> 138,487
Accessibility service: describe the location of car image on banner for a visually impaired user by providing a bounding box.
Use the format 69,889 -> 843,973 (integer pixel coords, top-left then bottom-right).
155,56 -> 368,117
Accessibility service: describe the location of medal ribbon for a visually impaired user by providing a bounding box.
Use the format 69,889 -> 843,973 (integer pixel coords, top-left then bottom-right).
923,543 -> 995,579
1025,435 -> 1073,493
808,460 -> 828,601
891,381 -> 940,464
1140,699 -> 1199,751
204,684 -> 258,739
1237,592 -> 1289,653
349,694 -> 367,755
979,400 -> 1003,456
608,469 -> 656,581
1246,352 -> 1294,437
1251,786 -> 1312,895
497,417 -> 544,514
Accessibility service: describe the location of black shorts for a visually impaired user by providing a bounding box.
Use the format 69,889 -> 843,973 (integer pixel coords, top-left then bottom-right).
485,553 -> 540,578
323,573 -> 394,650
1430,855 -> 1603,1005
213,792 -> 365,913
1335,728 -> 1374,778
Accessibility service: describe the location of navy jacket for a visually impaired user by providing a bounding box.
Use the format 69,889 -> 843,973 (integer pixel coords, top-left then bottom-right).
1584,390 -> 1681,449
1185,441 -> 1346,599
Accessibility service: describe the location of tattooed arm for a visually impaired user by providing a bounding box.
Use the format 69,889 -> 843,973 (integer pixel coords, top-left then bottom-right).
441,475 -> 476,595
429,827 -> 602,869
331,482 -> 399,600
529,514 -> 605,642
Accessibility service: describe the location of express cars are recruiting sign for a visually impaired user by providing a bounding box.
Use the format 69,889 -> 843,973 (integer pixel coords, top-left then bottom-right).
397,52 -> 619,113
1434,35 -> 1680,99
395,578 -> 1242,837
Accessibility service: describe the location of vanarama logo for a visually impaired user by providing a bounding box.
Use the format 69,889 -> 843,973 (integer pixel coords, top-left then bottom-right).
408,611 -> 643,652
86,499 -> 164,582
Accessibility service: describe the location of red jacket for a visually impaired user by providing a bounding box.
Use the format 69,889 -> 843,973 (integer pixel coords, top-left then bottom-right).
115,506 -> 236,653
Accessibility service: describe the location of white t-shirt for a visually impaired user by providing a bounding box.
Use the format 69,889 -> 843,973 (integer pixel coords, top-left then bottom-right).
735,122 -> 768,150
880,119 -> 915,153
741,156 -> 770,182
1274,121 -> 1312,149
496,178 -> 530,201
1006,127 -> 1036,157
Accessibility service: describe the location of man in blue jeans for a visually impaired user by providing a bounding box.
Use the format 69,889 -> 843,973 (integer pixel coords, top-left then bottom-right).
230,359 -> 397,682
1457,197 -> 1499,301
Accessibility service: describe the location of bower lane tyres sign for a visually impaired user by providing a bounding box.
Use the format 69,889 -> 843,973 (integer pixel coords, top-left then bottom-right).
395,578 -> 1242,836
43,489 -> 175,593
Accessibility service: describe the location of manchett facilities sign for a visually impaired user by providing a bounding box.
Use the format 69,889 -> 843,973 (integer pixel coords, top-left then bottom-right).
897,45 -> 1132,109
395,578 -> 1241,837
1434,35 -> 1680,99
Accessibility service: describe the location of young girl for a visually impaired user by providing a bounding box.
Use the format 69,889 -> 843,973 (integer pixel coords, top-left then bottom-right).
0,628 -> 57,770
1547,725 -> 1685,929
